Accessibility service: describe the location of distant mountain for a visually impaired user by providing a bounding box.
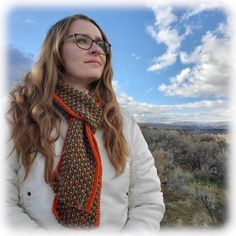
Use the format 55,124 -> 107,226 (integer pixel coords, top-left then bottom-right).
139,121 -> 229,134
170,121 -> 229,129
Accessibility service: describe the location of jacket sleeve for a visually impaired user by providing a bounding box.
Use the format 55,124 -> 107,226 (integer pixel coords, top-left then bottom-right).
123,114 -> 165,232
0,97 -> 46,232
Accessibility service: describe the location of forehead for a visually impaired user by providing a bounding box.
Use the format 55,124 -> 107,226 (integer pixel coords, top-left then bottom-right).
68,19 -> 103,39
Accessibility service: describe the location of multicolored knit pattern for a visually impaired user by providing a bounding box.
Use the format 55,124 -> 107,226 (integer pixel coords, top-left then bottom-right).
51,80 -> 103,228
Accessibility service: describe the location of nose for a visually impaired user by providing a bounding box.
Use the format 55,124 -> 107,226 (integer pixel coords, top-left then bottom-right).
89,41 -> 102,55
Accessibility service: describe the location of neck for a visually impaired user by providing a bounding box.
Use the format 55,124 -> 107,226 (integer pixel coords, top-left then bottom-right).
62,77 -> 90,94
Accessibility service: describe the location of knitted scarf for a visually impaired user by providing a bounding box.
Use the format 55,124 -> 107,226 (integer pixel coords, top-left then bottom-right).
50,79 -> 103,229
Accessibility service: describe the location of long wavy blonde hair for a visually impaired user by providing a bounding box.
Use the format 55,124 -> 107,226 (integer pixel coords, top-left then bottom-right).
7,14 -> 128,183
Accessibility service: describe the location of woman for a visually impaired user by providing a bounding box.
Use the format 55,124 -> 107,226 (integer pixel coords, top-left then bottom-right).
3,14 -> 165,232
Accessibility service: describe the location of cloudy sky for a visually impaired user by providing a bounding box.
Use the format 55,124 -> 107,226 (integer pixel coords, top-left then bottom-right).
6,2 -> 233,124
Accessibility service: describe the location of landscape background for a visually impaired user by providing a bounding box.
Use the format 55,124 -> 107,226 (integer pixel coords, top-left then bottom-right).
140,122 -> 228,228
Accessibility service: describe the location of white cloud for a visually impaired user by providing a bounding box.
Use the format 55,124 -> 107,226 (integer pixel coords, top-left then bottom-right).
152,5 -> 177,28
112,80 -> 120,92
181,3 -> 221,21
150,26 -> 181,51
146,5 -> 186,72
131,53 -> 141,60
147,50 -> 177,71
25,16 -> 35,24
179,47 -> 201,64
145,88 -> 153,93
160,28 -> 231,98
116,91 -> 231,123
146,3 -> 228,76
146,6 -> 181,71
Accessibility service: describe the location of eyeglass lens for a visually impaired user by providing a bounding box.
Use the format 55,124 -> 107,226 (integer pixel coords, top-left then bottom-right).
74,34 -> 109,55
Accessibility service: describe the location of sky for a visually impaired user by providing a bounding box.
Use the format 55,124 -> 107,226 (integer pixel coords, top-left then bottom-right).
6,2 -> 233,124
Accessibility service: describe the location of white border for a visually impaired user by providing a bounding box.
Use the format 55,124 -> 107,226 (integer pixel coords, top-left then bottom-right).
0,0 -> 235,235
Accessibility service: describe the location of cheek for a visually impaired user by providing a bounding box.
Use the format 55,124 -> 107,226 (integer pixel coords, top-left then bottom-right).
62,45 -> 83,67
63,50 -> 78,65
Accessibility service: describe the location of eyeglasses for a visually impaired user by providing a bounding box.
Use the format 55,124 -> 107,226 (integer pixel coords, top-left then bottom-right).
64,33 -> 111,56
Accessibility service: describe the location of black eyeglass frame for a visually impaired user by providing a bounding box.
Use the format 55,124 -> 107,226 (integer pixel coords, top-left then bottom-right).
64,33 -> 111,55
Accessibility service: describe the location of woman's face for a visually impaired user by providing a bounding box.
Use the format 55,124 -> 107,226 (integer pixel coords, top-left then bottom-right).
61,19 -> 107,90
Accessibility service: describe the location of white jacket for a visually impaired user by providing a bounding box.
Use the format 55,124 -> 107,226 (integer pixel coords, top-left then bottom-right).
0,97 -> 165,233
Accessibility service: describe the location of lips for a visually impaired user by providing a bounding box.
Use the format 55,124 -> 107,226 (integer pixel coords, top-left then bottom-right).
84,60 -> 101,66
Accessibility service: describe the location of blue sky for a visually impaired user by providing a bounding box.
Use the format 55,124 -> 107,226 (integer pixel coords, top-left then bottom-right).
7,4 -> 232,123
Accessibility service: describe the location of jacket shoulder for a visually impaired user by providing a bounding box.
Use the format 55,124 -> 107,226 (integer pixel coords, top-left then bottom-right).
120,107 -> 136,127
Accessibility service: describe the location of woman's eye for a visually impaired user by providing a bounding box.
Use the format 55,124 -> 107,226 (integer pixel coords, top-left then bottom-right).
97,41 -> 105,49
77,38 -> 88,44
